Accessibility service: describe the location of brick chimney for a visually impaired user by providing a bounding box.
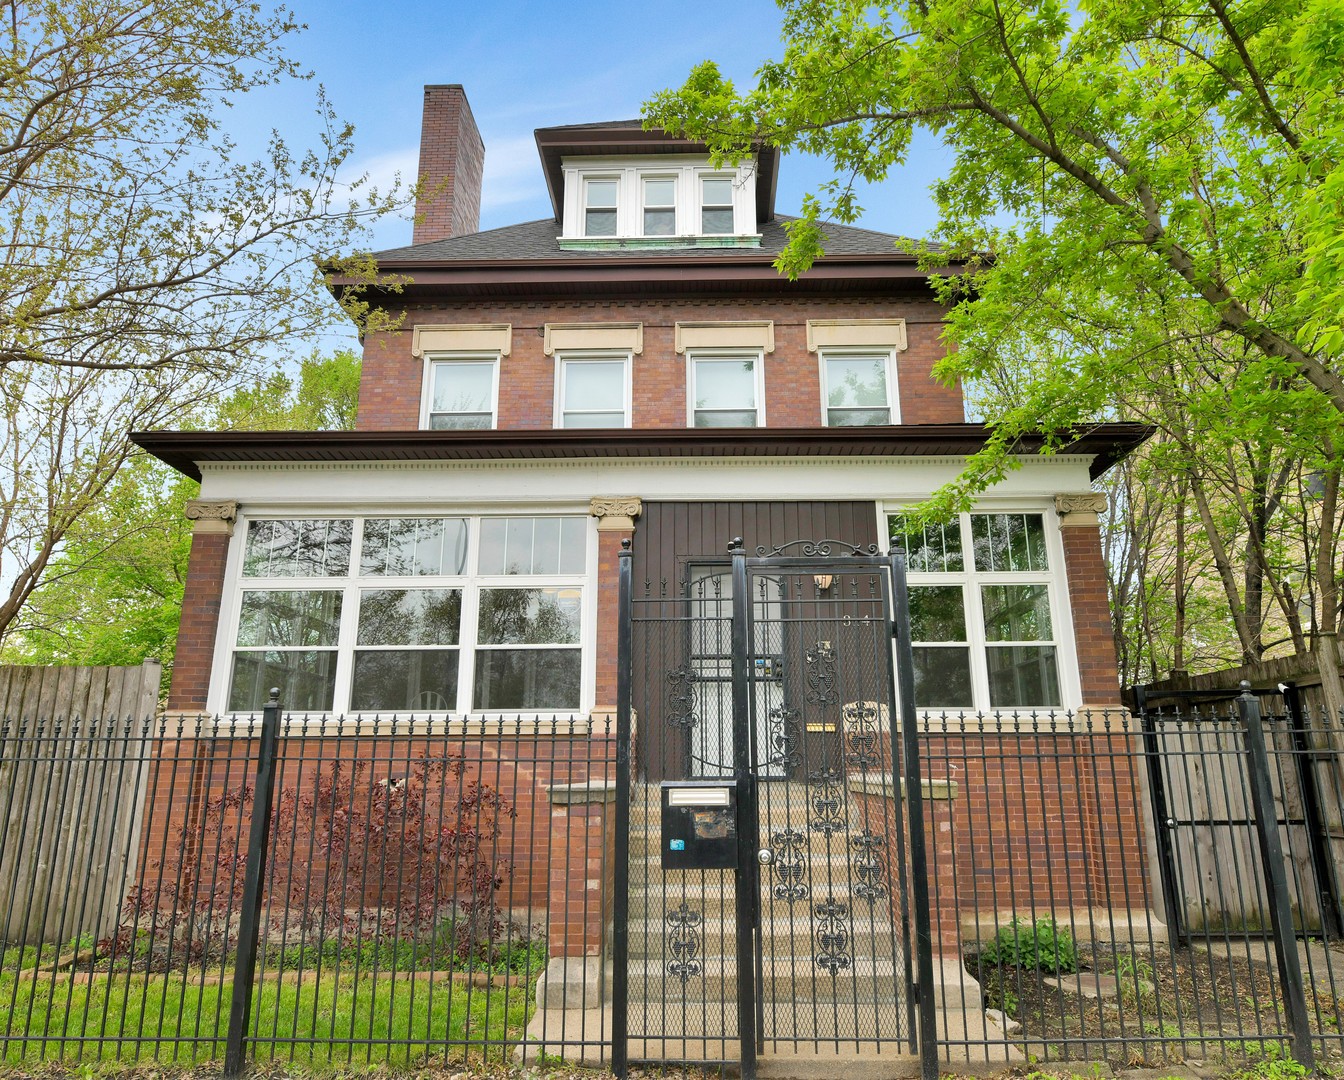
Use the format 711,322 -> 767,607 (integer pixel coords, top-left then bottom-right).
412,85 -> 484,244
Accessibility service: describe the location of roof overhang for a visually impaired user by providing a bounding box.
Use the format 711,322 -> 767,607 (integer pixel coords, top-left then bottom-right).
133,424 -> 1152,484
534,122 -> 781,224
332,253 -> 948,303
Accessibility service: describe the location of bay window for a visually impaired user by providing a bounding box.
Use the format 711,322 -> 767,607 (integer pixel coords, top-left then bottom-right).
227,515 -> 589,715
888,511 -> 1064,710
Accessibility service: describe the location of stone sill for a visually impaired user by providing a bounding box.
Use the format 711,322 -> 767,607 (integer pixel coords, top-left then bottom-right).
847,773 -> 959,802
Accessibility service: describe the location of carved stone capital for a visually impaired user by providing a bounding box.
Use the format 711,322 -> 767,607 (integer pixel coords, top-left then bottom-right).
185,499 -> 239,535
589,496 -> 641,532
1055,492 -> 1107,527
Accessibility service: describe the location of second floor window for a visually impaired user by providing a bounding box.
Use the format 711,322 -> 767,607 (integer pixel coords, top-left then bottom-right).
821,352 -> 895,426
426,357 -> 497,430
690,353 -> 762,427
557,355 -> 629,428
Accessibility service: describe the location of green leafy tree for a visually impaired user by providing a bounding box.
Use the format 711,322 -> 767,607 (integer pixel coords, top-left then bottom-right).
645,0 -> 1344,714
1,353 -> 361,690
0,1 -> 405,640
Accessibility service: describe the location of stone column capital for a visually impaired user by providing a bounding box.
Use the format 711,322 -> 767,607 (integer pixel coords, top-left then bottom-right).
1055,492 -> 1108,527
589,496 -> 641,532
184,499 -> 239,535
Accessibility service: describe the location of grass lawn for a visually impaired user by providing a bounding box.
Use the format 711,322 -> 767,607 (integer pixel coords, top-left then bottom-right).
0,970 -> 532,1068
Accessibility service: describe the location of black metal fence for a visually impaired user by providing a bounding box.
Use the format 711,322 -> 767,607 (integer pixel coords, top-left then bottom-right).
923,693 -> 1344,1068
0,697 -> 616,1070
1,686 -> 1342,1072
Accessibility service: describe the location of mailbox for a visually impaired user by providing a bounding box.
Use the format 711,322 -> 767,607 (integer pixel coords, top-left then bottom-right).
660,781 -> 738,870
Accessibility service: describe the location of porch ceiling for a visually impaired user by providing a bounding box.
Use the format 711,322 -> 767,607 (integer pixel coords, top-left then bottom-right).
131,423 -> 1152,484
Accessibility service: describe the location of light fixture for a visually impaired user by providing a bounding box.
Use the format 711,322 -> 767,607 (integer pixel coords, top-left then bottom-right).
814,574 -> 833,592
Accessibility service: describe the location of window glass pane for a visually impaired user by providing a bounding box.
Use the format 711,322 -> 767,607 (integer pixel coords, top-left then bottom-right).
695,410 -> 757,428
971,513 -> 1049,572
237,590 -> 341,647
644,208 -> 675,235
909,586 -> 967,642
229,650 -> 336,712
479,517 -> 585,575
478,587 -> 581,644
357,588 -> 461,646
350,650 -> 458,712
564,411 -> 626,428
645,179 -> 675,206
531,518 -> 562,574
888,517 -> 964,572
981,584 -> 1054,642
242,519 -> 352,578
586,209 -> 616,236
432,362 -> 493,416
429,412 -> 491,430
701,178 -> 732,206
827,408 -> 890,426
473,649 -> 581,710
912,647 -> 973,708
695,358 -> 756,411
987,646 -> 1061,707
701,207 -> 734,234
360,518 -> 468,576
586,180 -> 617,208
564,361 -> 624,411
826,356 -> 888,409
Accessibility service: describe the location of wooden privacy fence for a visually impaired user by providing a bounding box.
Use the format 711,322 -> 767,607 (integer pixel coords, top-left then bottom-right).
0,662 -> 160,945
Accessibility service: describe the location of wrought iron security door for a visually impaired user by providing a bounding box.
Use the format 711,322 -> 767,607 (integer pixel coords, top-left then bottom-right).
614,537 -> 928,1078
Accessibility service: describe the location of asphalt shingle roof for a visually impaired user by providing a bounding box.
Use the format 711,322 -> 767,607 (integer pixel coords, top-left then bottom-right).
372,215 -> 922,264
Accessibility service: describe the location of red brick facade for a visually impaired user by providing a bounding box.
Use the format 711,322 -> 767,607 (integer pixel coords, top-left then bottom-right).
167,528 -> 230,712
1060,522 -> 1123,704
356,296 -> 962,432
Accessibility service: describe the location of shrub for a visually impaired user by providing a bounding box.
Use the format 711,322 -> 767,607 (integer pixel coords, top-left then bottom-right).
980,917 -> 1078,974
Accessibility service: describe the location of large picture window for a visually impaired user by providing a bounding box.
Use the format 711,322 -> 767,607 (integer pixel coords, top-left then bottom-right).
888,511 -> 1064,710
227,515 -> 588,715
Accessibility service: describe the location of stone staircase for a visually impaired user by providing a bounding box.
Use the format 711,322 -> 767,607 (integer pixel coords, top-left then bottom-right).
624,781 -> 912,1057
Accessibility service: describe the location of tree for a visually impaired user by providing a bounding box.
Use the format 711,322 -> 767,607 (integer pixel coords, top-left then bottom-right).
1,352 -> 362,690
0,1 -> 405,641
645,0 -> 1344,712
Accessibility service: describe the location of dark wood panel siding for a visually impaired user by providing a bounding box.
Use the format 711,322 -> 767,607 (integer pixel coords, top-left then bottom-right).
629,501 -> 879,780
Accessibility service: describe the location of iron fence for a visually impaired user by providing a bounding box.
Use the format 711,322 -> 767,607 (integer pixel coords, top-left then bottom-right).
922,695 -> 1344,1068
0,697 -> 615,1070
0,685 -> 1341,1073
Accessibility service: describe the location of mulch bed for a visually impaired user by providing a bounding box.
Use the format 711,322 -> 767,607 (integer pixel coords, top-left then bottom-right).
968,939 -> 1344,1066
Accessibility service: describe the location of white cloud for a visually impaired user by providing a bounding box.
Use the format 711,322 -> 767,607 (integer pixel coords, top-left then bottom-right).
480,134 -> 548,217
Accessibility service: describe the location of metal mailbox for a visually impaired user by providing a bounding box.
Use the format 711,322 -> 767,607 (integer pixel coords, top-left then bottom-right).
660,780 -> 738,869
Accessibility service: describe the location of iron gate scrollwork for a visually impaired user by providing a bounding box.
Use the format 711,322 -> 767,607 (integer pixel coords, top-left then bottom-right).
615,535 -> 928,1078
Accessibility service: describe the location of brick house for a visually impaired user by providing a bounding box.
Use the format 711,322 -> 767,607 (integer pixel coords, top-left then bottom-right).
132,85 -> 1150,1047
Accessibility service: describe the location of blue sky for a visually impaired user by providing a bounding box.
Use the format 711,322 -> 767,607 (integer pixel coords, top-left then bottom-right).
239,0 -> 952,351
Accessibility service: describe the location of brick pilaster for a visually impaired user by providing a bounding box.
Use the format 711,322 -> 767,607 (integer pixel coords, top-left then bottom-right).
590,497 -> 640,719
166,500 -> 237,713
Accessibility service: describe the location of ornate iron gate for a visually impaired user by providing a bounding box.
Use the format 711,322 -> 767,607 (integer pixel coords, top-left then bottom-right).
614,537 -> 933,1076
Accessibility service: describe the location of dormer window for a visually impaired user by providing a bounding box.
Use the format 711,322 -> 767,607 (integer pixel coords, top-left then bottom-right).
700,177 -> 735,235
643,178 -> 676,236
584,179 -> 618,237
559,157 -> 759,248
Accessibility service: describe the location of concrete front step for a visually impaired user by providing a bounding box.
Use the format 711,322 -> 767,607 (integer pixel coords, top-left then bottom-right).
627,955 -> 905,1003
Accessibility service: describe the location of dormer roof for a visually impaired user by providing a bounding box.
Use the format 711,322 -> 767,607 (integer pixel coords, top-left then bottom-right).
533,120 -> 781,224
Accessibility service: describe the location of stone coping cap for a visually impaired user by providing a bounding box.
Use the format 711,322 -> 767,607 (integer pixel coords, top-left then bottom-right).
847,773 -> 958,801
545,780 -> 618,805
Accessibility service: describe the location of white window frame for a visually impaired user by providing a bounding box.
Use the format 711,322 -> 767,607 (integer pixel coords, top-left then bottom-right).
818,348 -> 899,426
881,504 -> 1081,713
420,353 -> 500,431
641,174 -> 678,237
559,157 -> 758,240
212,512 -> 597,719
582,175 -> 620,237
553,352 -> 632,429
685,349 -> 766,428
698,173 -> 737,236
